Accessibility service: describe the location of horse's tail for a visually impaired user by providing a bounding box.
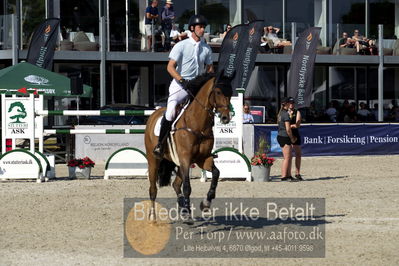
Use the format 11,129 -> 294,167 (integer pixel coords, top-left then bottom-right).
157,159 -> 176,187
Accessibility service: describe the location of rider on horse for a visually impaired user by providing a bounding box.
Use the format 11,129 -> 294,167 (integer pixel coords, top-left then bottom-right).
153,14 -> 214,159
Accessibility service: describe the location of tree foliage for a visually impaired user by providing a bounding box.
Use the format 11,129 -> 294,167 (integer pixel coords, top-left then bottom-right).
8,102 -> 27,123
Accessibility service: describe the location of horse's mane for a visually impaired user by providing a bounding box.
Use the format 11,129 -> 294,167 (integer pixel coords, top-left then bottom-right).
186,72 -> 233,97
215,73 -> 233,97
186,73 -> 215,96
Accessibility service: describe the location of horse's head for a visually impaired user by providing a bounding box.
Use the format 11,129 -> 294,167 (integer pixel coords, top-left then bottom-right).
211,73 -> 234,124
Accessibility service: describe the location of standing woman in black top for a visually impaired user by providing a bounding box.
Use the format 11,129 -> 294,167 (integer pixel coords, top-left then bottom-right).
277,97 -> 297,181
288,99 -> 303,180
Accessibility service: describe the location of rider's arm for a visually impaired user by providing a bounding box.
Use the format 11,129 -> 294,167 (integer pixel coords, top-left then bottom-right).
167,59 -> 183,82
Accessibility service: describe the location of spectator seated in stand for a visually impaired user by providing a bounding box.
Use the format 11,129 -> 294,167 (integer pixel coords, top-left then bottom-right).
344,103 -> 358,122
333,32 -> 356,55
220,24 -> 232,39
325,101 -> 338,122
391,106 -> 399,121
243,103 -> 254,124
352,29 -> 376,55
177,28 -> 192,41
170,24 -> 198,48
339,32 -> 355,48
357,102 -> 371,121
260,26 -> 291,53
170,24 -> 181,46
210,24 -> 232,44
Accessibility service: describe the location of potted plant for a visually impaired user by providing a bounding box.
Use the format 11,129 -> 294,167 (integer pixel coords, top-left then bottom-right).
67,156 -> 95,179
251,136 -> 275,182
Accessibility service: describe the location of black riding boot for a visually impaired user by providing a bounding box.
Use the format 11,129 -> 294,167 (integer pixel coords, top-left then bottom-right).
153,116 -> 172,159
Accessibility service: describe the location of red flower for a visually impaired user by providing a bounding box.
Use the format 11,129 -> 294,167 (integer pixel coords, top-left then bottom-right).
251,152 -> 275,166
67,157 -> 95,168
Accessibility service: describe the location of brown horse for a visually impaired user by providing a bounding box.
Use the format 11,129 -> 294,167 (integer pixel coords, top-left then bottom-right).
144,73 -> 233,223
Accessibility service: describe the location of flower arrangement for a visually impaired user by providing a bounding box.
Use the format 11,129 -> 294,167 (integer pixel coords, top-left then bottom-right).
251,136 -> 275,167
67,157 -> 95,169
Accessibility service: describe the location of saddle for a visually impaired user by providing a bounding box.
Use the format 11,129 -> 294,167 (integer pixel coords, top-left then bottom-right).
153,100 -> 191,166
154,99 -> 191,136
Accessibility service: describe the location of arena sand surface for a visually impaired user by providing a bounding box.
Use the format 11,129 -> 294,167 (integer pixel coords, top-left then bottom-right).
0,155 -> 398,266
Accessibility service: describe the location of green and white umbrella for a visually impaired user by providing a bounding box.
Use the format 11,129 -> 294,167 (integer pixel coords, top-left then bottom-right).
0,62 -> 92,97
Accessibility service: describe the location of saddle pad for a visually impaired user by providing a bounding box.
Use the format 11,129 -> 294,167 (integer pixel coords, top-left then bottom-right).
154,117 -> 162,136
153,117 -> 181,166
167,132 -> 180,166
153,101 -> 191,136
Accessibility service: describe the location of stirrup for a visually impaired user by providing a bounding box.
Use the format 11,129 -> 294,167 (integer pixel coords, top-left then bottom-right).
153,144 -> 164,158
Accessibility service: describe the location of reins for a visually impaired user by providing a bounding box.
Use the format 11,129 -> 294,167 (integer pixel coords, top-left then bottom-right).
175,78 -> 229,140
184,83 -> 217,119
185,78 -> 230,119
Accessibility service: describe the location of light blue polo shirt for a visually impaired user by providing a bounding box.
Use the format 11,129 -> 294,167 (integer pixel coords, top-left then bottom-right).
169,36 -> 213,80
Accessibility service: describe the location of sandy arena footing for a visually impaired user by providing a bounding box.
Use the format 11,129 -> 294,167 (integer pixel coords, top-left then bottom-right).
0,155 -> 398,265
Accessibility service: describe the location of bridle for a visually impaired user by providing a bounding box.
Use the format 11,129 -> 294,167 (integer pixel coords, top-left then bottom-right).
177,78 -> 231,140
185,78 -> 231,120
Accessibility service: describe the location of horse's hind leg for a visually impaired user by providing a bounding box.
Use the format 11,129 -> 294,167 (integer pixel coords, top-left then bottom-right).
197,157 -> 219,211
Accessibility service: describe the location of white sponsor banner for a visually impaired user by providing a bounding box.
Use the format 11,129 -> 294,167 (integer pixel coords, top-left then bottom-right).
0,150 -> 43,182
213,91 -> 243,152
202,148 -> 251,181
4,97 -> 34,139
75,125 -> 145,163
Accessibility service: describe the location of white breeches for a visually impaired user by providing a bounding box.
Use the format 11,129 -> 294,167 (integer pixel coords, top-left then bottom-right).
165,79 -> 188,121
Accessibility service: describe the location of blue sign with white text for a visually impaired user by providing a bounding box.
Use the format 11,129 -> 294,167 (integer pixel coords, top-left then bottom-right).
255,124 -> 399,157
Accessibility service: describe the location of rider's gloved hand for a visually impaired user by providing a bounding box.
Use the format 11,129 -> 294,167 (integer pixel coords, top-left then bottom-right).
178,79 -> 189,91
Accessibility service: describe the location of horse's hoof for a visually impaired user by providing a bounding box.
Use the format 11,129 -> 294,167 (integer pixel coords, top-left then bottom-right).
200,199 -> 211,212
183,216 -> 194,225
177,196 -> 185,208
149,209 -> 156,222
180,207 -> 193,224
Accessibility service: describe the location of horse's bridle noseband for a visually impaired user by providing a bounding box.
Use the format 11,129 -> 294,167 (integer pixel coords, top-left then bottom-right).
176,79 -> 231,141
185,78 -> 231,120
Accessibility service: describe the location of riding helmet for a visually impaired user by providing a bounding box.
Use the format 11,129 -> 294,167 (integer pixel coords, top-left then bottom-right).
188,15 -> 208,31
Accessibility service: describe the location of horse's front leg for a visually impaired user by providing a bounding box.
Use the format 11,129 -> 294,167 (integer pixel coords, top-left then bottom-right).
172,167 -> 185,209
147,155 -> 158,222
198,156 -> 219,212
179,160 -> 193,224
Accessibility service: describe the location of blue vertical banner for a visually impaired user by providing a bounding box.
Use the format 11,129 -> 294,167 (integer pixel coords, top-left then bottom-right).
255,124 -> 399,157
